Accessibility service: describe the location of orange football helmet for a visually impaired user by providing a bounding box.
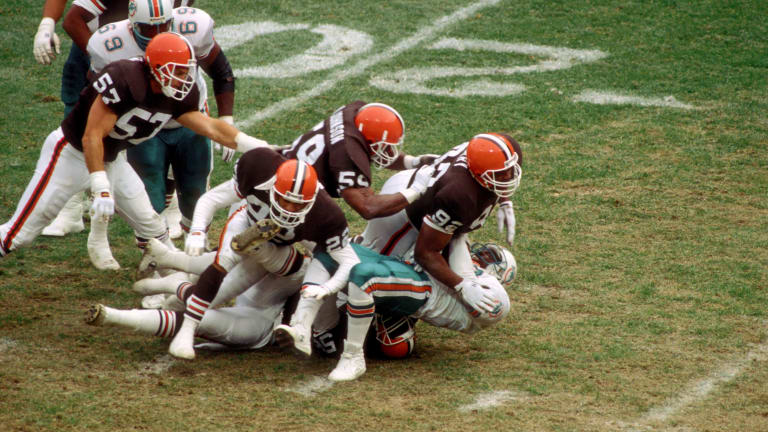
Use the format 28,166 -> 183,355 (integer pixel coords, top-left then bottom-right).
374,314 -> 415,359
144,32 -> 197,101
270,159 -> 320,228
466,133 -> 522,197
354,103 -> 405,168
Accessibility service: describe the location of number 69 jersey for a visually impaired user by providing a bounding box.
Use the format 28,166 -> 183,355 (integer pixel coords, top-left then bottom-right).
405,143 -> 499,236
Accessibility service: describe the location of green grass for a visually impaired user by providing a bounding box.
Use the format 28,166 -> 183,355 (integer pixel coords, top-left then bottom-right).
2,0 -> 768,430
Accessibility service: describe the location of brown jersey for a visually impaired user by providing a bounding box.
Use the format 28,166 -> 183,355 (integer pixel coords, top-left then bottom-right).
282,100 -> 372,198
61,59 -> 200,162
233,148 -> 350,253
405,142 -> 498,236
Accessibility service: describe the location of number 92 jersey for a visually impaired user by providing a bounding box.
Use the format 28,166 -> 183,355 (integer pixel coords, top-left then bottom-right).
282,101 -> 373,198
405,143 -> 499,236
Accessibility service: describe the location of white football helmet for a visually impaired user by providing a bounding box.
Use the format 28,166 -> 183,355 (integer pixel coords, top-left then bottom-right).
471,242 -> 517,287
129,0 -> 174,49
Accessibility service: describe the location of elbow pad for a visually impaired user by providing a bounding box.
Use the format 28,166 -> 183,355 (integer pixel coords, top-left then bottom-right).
204,50 -> 235,95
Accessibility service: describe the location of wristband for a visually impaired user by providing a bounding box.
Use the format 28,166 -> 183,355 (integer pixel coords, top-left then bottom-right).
89,171 -> 110,192
403,154 -> 418,170
400,188 -> 420,204
235,132 -> 269,153
219,115 -> 234,125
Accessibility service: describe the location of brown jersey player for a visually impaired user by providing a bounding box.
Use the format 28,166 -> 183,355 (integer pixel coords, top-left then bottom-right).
1,32 -> 270,260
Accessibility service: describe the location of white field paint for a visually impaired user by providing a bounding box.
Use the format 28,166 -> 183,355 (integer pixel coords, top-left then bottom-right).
284,376 -> 334,397
617,338 -> 768,431
573,90 -> 695,109
0,337 -> 17,353
235,0 -> 502,129
370,38 -> 607,97
216,22 -> 373,79
458,390 -> 526,412
136,354 -> 176,376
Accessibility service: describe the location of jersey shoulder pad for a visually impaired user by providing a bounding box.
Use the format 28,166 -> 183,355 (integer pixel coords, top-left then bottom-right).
173,7 -> 216,57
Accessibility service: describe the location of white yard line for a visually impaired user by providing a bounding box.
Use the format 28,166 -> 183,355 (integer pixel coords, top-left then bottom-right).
619,337 -> 768,431
573,90 -> 696,109
237,0 -> 502,129
284,376 -> 334,397
458,390 -> 527,412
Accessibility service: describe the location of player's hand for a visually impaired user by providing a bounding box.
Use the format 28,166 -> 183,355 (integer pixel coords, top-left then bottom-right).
214,116 -> 236,162
33,17 -> 60,65
89,171 -> 114,219
185,229 -> 207,256
91,191 -> 115,219
455,278 -> 496,313
301,284 -> 332,300
496,200 -> 515,246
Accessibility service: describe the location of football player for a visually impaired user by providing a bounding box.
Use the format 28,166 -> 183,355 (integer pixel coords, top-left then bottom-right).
40,0 -> 195,266
161,149 -> 362,361
83,242 -> 515,368
0,33 -> 269,261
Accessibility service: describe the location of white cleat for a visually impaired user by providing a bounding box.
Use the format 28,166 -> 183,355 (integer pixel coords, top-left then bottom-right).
133,271 -> 190,296
84,304 -> 107,326
88,216 -> 120,270
328,350 -> 366,382
136,238 -> 171,280
141,294 -> 168,310
163,194 -> 183,240
169,319 -> 198,360
162,295 -> 186,312
273,324 -> 312,357
42,195 -> 85,237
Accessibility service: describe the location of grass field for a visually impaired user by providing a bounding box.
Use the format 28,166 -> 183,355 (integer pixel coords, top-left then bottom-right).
1,0 -> 767,430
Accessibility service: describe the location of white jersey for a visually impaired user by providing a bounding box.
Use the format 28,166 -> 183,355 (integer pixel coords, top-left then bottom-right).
86,7 -> 216,125
413,271 -> 510,334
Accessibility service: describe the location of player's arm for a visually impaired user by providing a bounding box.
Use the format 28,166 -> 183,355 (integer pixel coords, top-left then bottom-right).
62,4 -> 95,52
384,153 -> 440,171
82,97 -> 117,174
414,225 -> 460,288
176,111 -> 270,152
198,43 -> 234,117
340,187 -> 412,220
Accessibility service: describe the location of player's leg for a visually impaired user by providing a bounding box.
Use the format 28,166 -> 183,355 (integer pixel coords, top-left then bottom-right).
136,240 -> 216,279
85,304 -> 178,338
169,207 -> 249,359
162,176 -> 183,240
41,193 -> 85,236
0,129 -> 89,256
126,137 -> 169,214
329,256 -> 430,381
60,44 -> 90,117
166,128 -> 212,234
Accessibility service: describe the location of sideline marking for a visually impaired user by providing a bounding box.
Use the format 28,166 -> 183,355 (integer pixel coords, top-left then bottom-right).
458,390 -> 526,412
573,90 -> 695,109
618,337 -> 768,431
238,0 -> 502,129
285,376 -> 334,397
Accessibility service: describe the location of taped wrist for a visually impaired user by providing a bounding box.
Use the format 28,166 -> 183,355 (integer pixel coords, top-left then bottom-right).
204,50 -> 235,95
89,171 -> 110,193
38,17 -> 55,32
235,132 -> 269,153
403,154 -> 419,170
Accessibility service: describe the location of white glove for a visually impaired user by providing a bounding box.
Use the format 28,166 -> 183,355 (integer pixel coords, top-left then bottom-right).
455,278 -> 496,313
33,17 -> 61,65
89,171 -> 114,219
496,200 -> 515,246
214,116 -> 236,163
403,153 -> 439,169
185,228 -> 207,256
400,164 -> 435,203
301,284 -> 332,300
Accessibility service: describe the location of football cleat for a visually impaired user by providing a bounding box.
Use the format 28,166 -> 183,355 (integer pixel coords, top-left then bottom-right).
230,219 -> 281,255
169,319 -> 197,360
136,238 -> 171,280
328,344 -> 366,382
140,294 -> 168,310
84,304 -> 106,326
133,271 -> 190,296
273,324 -> 312,357
162,193 -> 183,240
42,194 -> 85,237
87,216 -> 120,270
